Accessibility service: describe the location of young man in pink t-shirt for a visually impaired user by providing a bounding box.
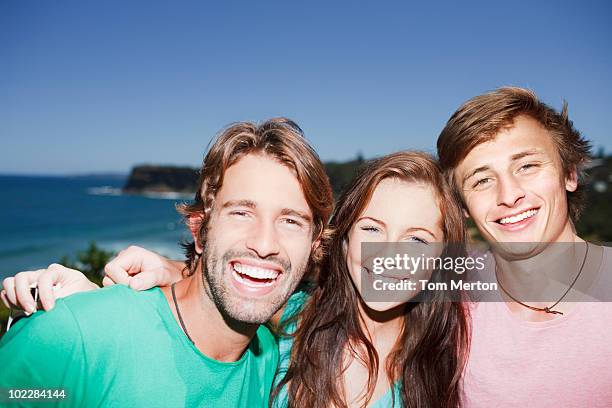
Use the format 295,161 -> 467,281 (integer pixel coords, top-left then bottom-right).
437,87 -> 612,407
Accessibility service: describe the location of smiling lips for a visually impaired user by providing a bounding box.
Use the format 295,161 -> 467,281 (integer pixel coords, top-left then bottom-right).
495,208 -> 539,229
234,263 -> 279,281
230,261 -> 282,296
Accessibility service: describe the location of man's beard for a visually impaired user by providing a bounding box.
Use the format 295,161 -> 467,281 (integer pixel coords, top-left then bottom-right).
201,242 -> 307,324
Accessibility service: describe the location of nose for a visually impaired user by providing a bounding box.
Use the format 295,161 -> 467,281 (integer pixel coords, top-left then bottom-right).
245,219 -> 281,259
496,174 -> 525,208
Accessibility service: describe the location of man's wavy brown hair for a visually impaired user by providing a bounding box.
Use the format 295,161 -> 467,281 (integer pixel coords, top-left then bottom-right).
177,118 -> 333,276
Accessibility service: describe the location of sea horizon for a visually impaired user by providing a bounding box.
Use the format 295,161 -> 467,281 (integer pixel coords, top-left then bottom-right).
0,175 -> 191,280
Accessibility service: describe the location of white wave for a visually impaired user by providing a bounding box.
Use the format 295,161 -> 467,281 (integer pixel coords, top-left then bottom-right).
88,187 -> 193,201
141,191 -> 194,200
87,186 -> 122,196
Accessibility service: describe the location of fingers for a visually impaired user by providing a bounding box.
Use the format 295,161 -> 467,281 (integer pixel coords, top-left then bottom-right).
37,265 -> 64,311
1,289 -> 10,309
2,263 -> 103,316
128,269 -> 162,291
103,247 -> 142,286
104,245 -> 175,291
103,260 -> 130,285
1,277 -> 17,307
102,276 -> 115,287
14,271 -> 42,314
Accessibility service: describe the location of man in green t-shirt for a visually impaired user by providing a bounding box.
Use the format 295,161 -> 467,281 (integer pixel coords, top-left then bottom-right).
0,118 -> 333,407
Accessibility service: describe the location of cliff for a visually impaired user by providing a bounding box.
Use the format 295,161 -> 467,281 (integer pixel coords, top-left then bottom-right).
122,165 -> 198,194
122,159 -> 367,197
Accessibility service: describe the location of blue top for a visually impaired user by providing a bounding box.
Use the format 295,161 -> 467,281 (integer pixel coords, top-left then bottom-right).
273,286 -> 401,407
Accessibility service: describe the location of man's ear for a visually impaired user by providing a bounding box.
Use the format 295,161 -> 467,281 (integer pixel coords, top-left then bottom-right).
188,214 -> 205,254
565,166 -> 578,193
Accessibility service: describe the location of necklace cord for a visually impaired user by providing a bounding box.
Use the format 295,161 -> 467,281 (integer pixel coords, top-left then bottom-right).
171,282 -> 195,344
495,243 -> 590,315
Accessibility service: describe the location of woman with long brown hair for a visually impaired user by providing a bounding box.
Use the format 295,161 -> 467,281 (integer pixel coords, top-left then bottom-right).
272,151 -> 470,407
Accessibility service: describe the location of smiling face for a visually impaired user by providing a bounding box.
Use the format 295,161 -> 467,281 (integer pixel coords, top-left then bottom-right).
455,115 -> 577,253
345,178 -> 444,312
197,153 -> 315,324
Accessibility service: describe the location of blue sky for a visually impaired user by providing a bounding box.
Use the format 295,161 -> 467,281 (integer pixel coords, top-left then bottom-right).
1,0 -> 611,174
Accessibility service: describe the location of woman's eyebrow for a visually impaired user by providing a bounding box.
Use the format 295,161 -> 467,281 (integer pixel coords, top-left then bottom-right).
356,216 -> 386,227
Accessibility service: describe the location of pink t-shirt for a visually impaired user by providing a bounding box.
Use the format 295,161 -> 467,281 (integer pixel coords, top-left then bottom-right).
462,247 -> 612,407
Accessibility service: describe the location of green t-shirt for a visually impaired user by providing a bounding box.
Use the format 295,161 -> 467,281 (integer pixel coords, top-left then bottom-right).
0,285 -> 279,407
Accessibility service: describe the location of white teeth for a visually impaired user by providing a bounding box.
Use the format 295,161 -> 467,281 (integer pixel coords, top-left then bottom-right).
233,263 -> 280,280
499,209 -> 538,225
233,270 -> 276,287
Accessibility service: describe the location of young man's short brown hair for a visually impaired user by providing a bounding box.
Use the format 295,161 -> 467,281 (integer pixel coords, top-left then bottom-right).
178,118 -> 333,275
437,87 -> 591,220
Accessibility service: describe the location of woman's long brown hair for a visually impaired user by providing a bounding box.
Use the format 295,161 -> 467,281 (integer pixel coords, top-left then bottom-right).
272,151 -> 471,408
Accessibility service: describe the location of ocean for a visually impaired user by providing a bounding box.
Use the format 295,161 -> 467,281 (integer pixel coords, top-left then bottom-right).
0,175 -> 192,281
